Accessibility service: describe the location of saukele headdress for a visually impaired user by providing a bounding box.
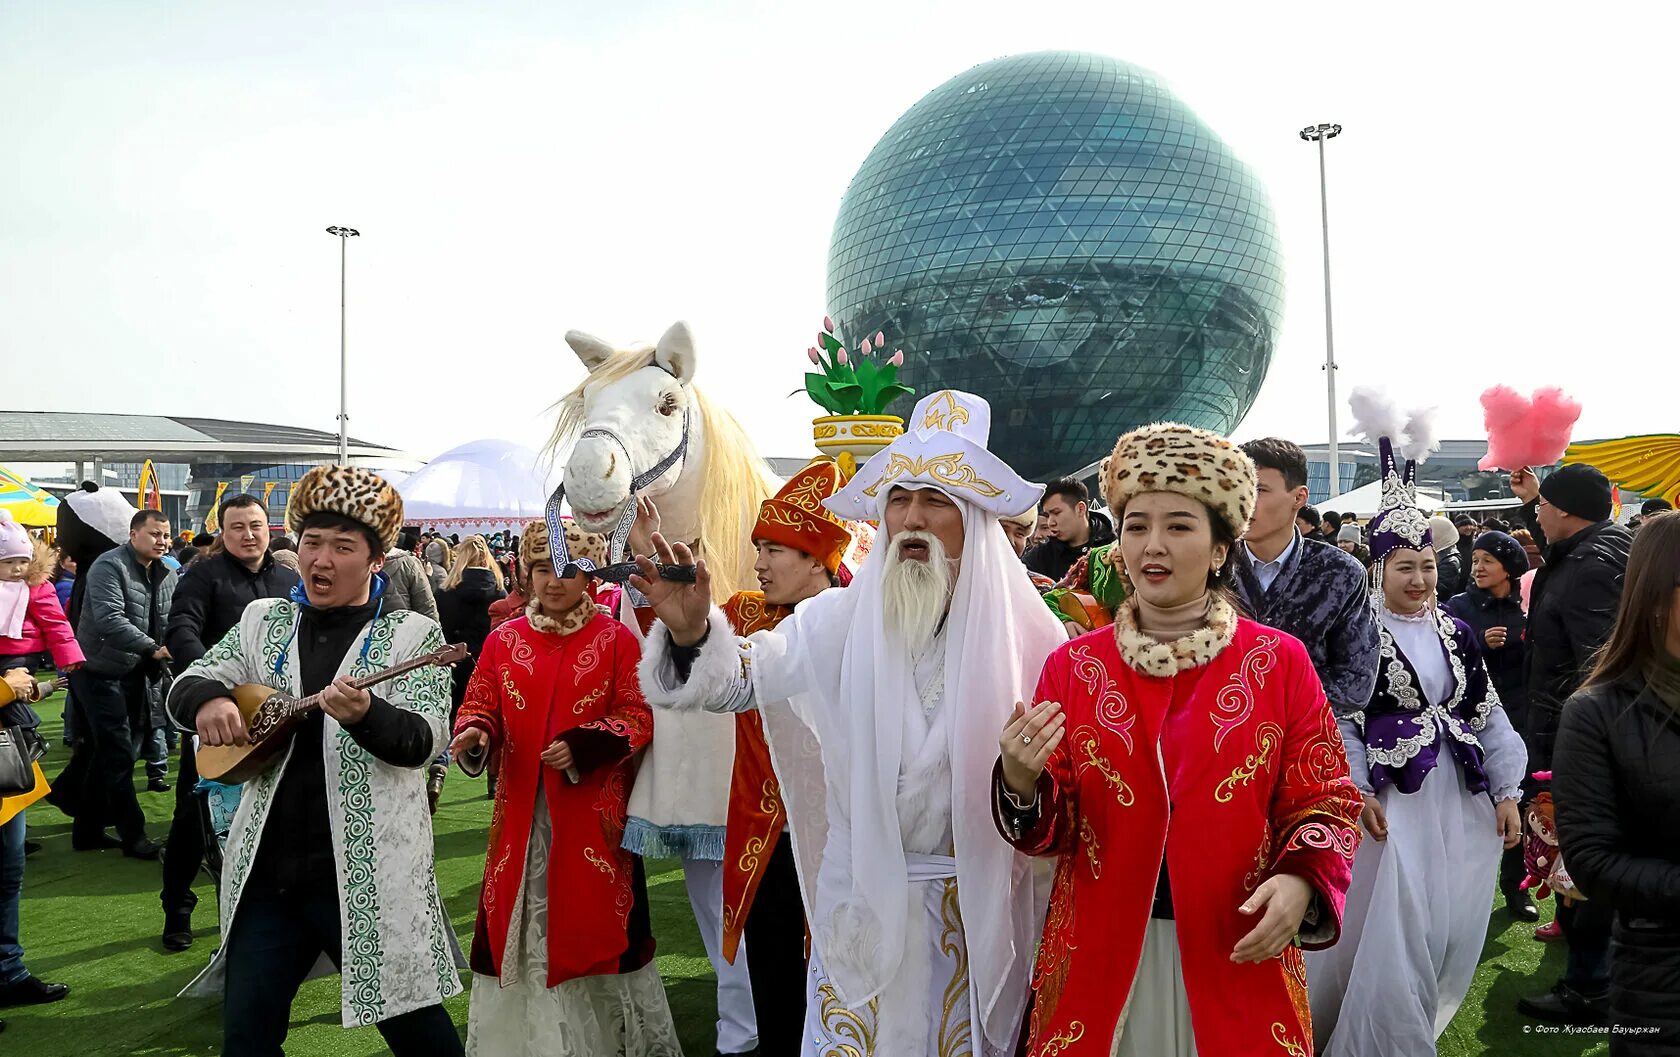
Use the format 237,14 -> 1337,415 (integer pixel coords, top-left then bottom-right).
1350,387 -> 1441,592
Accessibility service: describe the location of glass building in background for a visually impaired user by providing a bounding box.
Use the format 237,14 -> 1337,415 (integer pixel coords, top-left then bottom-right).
827,51 -> 1285,481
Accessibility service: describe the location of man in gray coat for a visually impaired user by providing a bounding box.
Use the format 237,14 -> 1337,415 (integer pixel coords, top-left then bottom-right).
69,509 -> 177,858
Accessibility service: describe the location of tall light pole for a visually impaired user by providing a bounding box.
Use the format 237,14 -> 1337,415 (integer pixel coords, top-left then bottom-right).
325,226 -> 360,465
1299,123 -> 1342,499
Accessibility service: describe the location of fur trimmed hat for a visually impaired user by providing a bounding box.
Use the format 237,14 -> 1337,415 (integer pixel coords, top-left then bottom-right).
520,518 -> 605,574
1102,423 -> 1257,540
285,465 -> 404,553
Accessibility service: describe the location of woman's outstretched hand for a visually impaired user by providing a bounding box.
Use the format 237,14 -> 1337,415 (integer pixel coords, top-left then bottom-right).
999,700 -> 1065,801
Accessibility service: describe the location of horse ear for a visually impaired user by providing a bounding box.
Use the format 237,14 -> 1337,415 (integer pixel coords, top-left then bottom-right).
565,330 -> 617,372
654,321 -> 697,384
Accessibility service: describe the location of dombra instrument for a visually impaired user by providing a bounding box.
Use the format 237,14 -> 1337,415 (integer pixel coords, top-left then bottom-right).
196,642 -> 468,784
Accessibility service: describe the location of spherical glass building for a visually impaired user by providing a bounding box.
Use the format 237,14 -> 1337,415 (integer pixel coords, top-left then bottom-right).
826,51 -> 1284,481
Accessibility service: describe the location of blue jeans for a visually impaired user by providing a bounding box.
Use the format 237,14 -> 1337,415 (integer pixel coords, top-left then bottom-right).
0,811 -> 26,985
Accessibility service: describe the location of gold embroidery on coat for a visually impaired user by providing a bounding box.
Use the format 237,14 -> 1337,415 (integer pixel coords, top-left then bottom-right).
1210,633 -> 1281,751
1077,815 -> 1103,879
1040,1021 -> 1086,1055
1074,726 -> 1134,806
1272,1021 -> 1310,1057
571,684 -> 606,716
937,878 -> 973,1057
1215,722 -> 1283,803
817,981 -> 877,1057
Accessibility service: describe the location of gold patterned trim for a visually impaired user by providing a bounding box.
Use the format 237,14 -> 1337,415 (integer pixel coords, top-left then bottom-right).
817,981 -> 878,1057
1215,721 -> 1283,803
1039,1021 -> 1086,1056
919,391 -> 972,432
937,878 -> 973,1057
861,452 -> 1003,500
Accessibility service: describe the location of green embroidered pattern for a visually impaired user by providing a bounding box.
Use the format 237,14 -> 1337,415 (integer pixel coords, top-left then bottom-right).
337,614 -> 394,1025
258,602 -> 297,689
191,620 -> 244,675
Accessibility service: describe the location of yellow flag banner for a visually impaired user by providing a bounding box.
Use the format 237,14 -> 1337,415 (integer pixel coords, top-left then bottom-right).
204,482 -> 230,532
262,481 -> 277,505
137,460 -> 162,510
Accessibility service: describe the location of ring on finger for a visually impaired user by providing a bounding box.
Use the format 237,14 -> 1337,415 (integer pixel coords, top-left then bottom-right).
1019,731 -> 1033,745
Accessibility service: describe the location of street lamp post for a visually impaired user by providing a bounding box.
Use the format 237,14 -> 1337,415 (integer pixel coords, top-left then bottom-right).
1299,123 -> 1342,500
325,226 -> 360,465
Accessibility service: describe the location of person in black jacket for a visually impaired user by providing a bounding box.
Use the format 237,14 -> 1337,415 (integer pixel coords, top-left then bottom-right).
158,494 -> 299,952
430,537 -> 506,808
1447,529 -> 1534,918
1510,463 -> 1634,1025
1022,477 -> 1115,582
1553,511 -> 1680,1054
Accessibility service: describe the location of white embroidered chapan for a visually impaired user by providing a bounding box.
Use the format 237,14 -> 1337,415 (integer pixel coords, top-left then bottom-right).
166,599 -> 463,1027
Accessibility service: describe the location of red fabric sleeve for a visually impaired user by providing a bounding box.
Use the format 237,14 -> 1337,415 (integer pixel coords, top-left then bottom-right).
1267,640 -> 1365,950
454,625 -> 506,744
30,583 -> 85,669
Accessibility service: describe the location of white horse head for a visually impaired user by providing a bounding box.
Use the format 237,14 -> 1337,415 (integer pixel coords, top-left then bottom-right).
549,321 -> 773,600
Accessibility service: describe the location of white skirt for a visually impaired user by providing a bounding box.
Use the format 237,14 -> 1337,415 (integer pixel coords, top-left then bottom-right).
1306,758 -> 1501,1056
466,788 -> 680,1057
1114,918 -> 1198,1057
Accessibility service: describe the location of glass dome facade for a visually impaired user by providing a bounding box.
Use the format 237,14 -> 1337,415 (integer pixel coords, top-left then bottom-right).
826,51 -> 1284,481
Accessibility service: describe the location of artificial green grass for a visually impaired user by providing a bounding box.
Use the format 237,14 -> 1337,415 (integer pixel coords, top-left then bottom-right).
5,692 -> 1609,1055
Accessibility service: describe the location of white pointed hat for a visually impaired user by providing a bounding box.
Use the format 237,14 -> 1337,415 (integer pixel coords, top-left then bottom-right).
825,389 -> 1042,521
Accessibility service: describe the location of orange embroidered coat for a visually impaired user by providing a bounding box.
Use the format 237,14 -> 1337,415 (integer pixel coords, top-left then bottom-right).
456,612 -> 654,986
1004,619 -> 1363,1056
719,591 -> 794,963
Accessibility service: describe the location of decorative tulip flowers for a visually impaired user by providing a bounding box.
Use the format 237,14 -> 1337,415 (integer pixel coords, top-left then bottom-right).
804,316 -> 913,416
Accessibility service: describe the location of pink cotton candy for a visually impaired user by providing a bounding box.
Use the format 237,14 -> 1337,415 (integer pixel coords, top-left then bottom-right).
1478,385 -> 1583,470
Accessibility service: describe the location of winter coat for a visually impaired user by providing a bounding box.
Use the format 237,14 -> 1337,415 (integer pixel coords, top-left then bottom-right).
1435,545 -> 1469,600
487,590 -> 527,629
1446,585 -> 1529,732
1231,532 -> 1381,714
54,574 -> 73,612
381,551 -> 438,622
76,544 -> 177,676
1521,514 -> 1632,771
1022,511 -> 1116,582
435,567 -> 505,712
1553,676 -> 1680,1052
5,579 -> 85,672
164,549 -> 301,673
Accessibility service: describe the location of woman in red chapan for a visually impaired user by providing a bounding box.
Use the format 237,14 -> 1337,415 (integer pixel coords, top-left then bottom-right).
450,520 -> 679,1056
994,423 -> 1365,1057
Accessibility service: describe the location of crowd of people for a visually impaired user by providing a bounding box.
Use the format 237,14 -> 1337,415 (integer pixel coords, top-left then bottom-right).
0,389 -> 1675,1057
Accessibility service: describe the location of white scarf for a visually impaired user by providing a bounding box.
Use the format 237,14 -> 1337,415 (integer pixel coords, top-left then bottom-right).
756,499 -> 1066,1052
0,581 -> 29,640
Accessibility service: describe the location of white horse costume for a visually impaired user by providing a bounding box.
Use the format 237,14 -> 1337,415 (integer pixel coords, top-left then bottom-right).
551,321 -> 775,1052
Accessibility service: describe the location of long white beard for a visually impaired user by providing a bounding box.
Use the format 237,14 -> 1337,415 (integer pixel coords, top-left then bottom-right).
881,531 -> 955,655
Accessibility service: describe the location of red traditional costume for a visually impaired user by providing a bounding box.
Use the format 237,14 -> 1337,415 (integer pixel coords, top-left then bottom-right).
456,521 -> 678,1057
996,424 -> 1364,1057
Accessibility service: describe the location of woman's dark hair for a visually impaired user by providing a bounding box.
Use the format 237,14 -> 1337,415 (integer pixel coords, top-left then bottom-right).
1585,511 -> 1680,692
298,512 -> 382,559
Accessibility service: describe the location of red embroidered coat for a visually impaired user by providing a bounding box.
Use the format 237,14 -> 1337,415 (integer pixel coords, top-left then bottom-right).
456,611 -> 654,986
719,591 -> 793,963
1005,618 -> 1363,1056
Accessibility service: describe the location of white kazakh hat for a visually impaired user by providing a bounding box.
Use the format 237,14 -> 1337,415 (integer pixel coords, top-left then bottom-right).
825,389 -> 1042,521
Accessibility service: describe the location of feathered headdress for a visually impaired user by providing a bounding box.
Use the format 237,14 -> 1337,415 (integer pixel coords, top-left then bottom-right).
1349,386 -> 1440,569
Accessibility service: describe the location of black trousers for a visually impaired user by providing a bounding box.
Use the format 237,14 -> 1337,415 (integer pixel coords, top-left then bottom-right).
223,878 -> 463,1057
161,739 -> 206,916
67,670 -> 148,846
743,832 -> 807,1056
1560,894 -> 1615,995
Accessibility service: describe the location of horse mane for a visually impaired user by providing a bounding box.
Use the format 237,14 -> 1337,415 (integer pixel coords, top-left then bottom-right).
545,345 -> 774,602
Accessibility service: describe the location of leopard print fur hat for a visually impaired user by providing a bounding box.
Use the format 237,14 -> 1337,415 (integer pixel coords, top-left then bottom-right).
1102,423 -> 1256,541
285,465 -> 405,553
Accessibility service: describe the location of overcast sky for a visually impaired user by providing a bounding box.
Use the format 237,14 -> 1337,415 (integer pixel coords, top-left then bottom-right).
3,0 -> 1671,471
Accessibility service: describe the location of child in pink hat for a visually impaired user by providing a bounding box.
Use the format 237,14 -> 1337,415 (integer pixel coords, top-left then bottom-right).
0,510 -> 84,676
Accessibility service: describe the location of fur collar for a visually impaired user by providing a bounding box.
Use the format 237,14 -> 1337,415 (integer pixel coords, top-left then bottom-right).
526,595 -> 599,637
1112,594 -> 1238,677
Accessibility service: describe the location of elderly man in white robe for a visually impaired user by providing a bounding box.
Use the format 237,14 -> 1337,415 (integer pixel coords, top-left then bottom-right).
633,390 -> 1066,1057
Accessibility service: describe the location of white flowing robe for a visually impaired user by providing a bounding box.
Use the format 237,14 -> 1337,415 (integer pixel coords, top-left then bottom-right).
640,502 -> 1065,1057
166,599 -> 464,1026
1307,606 -> 1528,1055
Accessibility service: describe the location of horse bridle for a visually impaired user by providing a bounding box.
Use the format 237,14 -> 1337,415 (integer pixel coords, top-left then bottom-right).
544,407 -> 698,584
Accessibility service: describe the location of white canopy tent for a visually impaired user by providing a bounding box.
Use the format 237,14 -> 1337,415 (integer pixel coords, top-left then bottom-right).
396,439 -> 558,536
1320,479 -> 1449,518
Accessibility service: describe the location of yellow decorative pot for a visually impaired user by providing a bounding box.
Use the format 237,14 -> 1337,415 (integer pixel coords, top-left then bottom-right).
813,415 -> 903,480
